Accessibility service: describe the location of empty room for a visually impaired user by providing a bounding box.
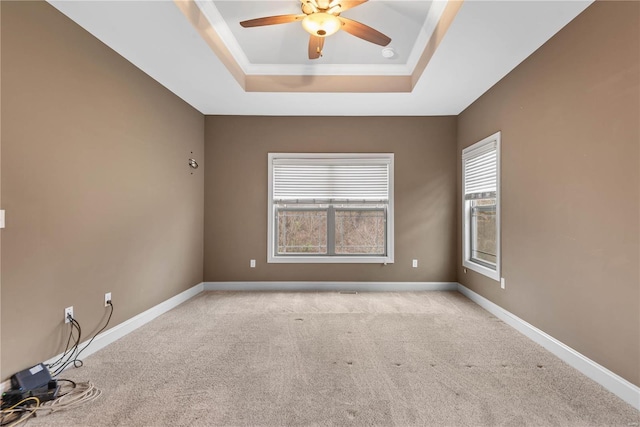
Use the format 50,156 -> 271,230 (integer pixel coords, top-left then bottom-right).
0,0 -> 638,425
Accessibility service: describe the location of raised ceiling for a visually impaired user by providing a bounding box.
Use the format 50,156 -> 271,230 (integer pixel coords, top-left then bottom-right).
213,1 -> 434,68
47,0 -> 593,116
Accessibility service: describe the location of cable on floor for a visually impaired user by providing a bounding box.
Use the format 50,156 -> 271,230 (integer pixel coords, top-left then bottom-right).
0,397 -> 40,427
36,381 -> 101,415
0,381 -> 101,425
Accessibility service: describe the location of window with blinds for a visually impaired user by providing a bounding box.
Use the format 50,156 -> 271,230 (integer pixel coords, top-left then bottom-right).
462,132 -> 501,281
268,153 -> 394,263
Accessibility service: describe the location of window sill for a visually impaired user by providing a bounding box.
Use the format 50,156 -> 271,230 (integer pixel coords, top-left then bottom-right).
268,256 -> 394,264
463,260 -> 500,281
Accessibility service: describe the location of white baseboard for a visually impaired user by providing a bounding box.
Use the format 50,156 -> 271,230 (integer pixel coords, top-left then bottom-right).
203,281 -> 458,292
457,284 -> 640,411
0,282 -> 205,393
5,281 -> 635,411
46,282 -> 205,367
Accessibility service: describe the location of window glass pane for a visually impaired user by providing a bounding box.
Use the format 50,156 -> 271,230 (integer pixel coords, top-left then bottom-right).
470,199 -> 496,268
277,209 -> 327,254
335,209 -> 385,255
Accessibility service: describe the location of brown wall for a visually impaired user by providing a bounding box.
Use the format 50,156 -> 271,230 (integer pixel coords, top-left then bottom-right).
0,1 -> 204,379
457,1 -> 639,386
204,116 -> 457,282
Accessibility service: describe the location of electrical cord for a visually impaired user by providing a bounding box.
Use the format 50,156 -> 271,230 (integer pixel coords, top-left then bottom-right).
51,318 -> 82,377
0,397 -> 40,427
46,321 -> 77,370
32,381 -> 101,416
0,304 -> 110,423
0,382 -> 101,425
56,379 -> 76,389
73,301 -> 113,365
55,378 -> 77,398
52,301 -> 113,376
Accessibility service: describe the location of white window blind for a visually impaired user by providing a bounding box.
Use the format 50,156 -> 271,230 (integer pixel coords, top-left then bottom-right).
272,158 -> 390,203
461,132 -> 501,281
463,142 -> 497,200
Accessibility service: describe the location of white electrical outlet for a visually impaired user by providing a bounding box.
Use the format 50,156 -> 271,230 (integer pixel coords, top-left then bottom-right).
501,278 -> 506,289
0,210 -> 5,229
412,259 -> 418,268
105,292 -> 112,307
64,306 -> 73,323
250,259 -> 256,268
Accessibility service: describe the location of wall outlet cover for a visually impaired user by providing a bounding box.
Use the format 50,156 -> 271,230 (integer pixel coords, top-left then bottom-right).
64,306 -> 73,323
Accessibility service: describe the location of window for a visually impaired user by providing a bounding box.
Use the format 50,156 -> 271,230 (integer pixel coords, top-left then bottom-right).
462,132 -> 500,280
268,153 -> 394,263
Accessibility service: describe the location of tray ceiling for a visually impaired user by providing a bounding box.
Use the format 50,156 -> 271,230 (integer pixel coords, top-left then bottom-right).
47,0 -> 593,115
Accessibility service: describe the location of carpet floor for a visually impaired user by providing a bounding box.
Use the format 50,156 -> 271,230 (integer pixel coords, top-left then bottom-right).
29,291 -> 639,426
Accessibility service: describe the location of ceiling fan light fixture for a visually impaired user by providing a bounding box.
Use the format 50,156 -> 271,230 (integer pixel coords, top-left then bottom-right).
302,13 -> 341,37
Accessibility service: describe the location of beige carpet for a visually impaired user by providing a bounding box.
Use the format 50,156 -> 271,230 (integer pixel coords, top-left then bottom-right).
29,291 -> 638,426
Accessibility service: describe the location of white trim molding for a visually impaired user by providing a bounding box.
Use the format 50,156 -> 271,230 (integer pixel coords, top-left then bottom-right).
457,284 -> 640,410
268,153 -> 394,265
43,282 -> 205,367
4,280 -> 636,413
0,283 -> 205,393
204,281 -> 458,292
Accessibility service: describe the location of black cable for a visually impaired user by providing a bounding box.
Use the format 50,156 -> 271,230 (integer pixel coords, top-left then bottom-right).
53,302 -> 113,376
56,379 -> 76,389
51,326 -> 79,376
0,410 -> 20,426
47,321 -> 78,370
52,319 -> 82,376
74,302 -> 113,364
55,378 -> 77,398
52,318 -> 81,375
0,407 -> 30,426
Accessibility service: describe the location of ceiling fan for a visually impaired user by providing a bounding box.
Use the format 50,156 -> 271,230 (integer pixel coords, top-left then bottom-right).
239,0 -> 391,60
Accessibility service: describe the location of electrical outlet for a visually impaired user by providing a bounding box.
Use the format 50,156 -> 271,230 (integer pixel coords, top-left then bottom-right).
412,259 -> 418,268
105,292 -> 112,307
501,278 -> 506,289
64,306 -> 73,323
250,259 -> 256,268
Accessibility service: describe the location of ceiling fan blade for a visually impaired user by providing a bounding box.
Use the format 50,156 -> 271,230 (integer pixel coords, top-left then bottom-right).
240,14 -> 305,28
328,1 -> 368,13
308,35 -> 325,59
338,17 -> 391,46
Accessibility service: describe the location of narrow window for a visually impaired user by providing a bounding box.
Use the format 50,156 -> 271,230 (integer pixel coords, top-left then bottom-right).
462,132 -> 501,280
268,153 -> 394,264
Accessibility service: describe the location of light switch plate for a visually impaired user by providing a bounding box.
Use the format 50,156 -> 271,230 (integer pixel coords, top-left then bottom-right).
0,210 -> 5,229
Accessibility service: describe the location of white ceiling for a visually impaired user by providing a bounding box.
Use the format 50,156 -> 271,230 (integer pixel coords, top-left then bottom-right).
48,0 -> 593,116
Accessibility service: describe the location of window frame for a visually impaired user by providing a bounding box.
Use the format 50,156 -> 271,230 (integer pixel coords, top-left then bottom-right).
268,153 -> 394,264
462,132 -> 501,281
